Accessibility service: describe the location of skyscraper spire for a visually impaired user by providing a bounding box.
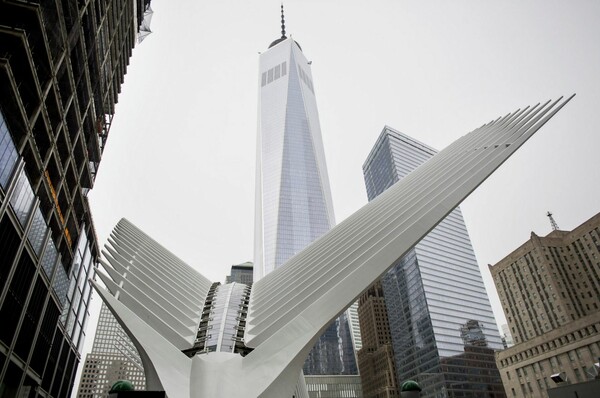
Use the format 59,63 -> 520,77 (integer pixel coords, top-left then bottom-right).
280,3 -> 286,39
268,4 -> 290,48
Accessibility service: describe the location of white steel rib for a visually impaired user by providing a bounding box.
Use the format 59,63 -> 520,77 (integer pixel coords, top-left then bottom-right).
92,95 -> 574,398
95,220 -> 212,349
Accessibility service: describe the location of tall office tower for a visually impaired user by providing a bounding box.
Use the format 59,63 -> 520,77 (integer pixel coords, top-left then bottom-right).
0,1 -> 151,396
76,304 -> 145,398
253,8 -> 359,392
491,212 -> 600,397
226,261 -> 254,284
357,282 -> 399,397
362,126 -> 505,398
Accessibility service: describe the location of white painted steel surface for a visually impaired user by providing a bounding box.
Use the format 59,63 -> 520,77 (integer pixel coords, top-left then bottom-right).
95,219 -> 211,349
93,96 -> 573,397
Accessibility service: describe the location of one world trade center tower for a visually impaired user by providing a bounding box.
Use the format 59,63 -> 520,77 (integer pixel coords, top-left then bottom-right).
253,8 -> 359,380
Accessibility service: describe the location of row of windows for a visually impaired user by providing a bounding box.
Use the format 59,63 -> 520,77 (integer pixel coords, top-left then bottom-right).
1,110 -> 88,324
507,344 -> 600,396
261,61 -> 287,87
499,322 -> 600,367
296,64 -> 314,94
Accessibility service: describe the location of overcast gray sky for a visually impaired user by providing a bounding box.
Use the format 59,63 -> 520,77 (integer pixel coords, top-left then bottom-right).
79,0 -> 600,381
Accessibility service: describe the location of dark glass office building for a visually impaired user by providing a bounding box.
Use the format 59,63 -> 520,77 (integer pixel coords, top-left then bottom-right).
0,1 -> 151,396
362,126 -> 506,398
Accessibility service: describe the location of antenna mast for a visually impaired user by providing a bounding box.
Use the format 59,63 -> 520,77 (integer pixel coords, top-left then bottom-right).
280,4 -> 287,39
547,211 -> 560,231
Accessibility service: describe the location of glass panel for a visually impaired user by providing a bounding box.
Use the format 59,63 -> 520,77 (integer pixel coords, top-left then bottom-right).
76,225 -> 88,257
72,288 -> 81,316
27,207 -> 48,256
274,64 -> 281,80
66,308 -> 76,336
82,270 -> 90,300
77,329 -> 86,353
52,264 -> 69,308
77,263 -> 87,293
9,170 -> 35,226
81,243 -> 92,272
0,111 -> 19,188
77,301 -> 87,327
67,273 -> 77,301
41,240 -> 58,278
72,321 -> 81,346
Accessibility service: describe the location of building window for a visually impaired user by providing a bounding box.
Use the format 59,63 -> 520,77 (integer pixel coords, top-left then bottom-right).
0,110 -> 19,188
574,368 -> 582,382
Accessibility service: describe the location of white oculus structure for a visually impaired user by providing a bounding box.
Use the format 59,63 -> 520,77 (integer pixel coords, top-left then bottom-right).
92,95 -> 573,397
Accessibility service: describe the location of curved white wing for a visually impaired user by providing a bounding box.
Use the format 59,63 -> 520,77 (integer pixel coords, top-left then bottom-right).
245,96 -> 574,356
96,218 -> 212,349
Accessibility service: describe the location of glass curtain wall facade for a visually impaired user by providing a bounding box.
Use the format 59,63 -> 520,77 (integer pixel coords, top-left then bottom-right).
0,84 -> 96,398
254,35 -> 358,382
0,1 -> 150,396
362,127 -> 505,398
254,38 -> 335,281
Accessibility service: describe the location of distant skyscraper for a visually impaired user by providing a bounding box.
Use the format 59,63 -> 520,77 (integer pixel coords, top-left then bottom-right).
76,304 -> 146,397
491,212 -> 600,397
362,126 -> 505,398
226,261 -> 254,284
253,7 -> 358,385
0,1 -> 151,396
356,282 -> 399,397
